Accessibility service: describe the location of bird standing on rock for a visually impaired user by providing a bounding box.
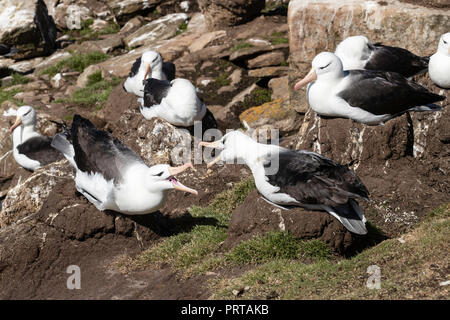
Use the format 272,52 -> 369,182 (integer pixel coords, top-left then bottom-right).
8,106 -> 63,171
51,115 -> 197,215
429,33 -> 450,89
293,52 -> 445,125
199,130 -> 369,235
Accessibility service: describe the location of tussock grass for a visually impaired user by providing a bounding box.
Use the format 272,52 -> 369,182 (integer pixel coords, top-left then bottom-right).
40,52 -> 110,77
270,32 -> 289,45
233,42 -> 254,52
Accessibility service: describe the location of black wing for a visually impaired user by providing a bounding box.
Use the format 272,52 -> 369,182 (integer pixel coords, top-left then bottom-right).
16,136 -> 63,166
266,150 -> 369,207
128,57 -> 141,78
338,70 -> 445,115
162,61 -> 176,81
71,115 -> 144,182
366,43 -> 429,78
143,78 -> 171,107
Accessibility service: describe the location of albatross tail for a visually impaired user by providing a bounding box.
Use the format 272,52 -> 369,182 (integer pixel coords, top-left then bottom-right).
51,132 -> 77,169
323,199 -> 368,235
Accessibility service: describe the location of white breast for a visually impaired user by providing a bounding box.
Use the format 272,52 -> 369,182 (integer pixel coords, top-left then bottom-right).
429,52 -> 450,88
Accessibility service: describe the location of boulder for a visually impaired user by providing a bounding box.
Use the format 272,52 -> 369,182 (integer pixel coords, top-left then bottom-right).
247,51 -> 285,69
224,190 -> 360,255
198,0 -> 266,31
248,66 -> 289,78
124,13 -> 189,48
188,30 -> 227,53
0,160 -> 74,228
268,76 -> 289,100
287,0 -> 450,113
239,98 -> 301,134
33,51 -> 71,75
110,0 -> 161,22
0,0 -> 57,60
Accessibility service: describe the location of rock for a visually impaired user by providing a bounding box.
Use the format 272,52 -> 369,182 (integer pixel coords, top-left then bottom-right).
186,12 -> 207,34
65,4 -> 92,30
33,51 -> 71,75
50,73 -> 63,88
225,83 -> 260,112
97,82 -> 141,124
72,36 -> 123,54
75,65 -> 100,88
114,110 -> 192,165
0,0 -> 57,60
119,16 -> 145,35
124,13 -> 189,48
198,0 -> 265,30
9,57 -> 44,74
0,160 -> 74,228
229,43 -> 289,62
248,66 -> 289,78
188,30 -> 227,53
239,98 -> 301,134
268,76 -> 289,100
110,0 -> 161,21
288,0 -> 450,113
224,190 -> 360,255
247,51 -> 285,69
91,19 -> 110,31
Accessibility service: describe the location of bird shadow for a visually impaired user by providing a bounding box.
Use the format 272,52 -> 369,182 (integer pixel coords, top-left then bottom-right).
107,210 -> 220,238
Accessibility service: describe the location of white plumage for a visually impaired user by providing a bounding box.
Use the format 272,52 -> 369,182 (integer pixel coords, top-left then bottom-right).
429,33 -> 450,89
140,78 -> 206,127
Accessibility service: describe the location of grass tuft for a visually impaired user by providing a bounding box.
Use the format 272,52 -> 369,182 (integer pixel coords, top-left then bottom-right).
40,52 -> 110,77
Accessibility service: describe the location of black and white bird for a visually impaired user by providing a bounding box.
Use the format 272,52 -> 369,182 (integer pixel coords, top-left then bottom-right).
140,78 -> 208,127
293,52 -> 445,125
51,115 -> 197,215
123,50 -> 176,97
335,35 -> 429,78
429,32 -> 450,89
199,131 -> 369,234
8,106 -> 63,171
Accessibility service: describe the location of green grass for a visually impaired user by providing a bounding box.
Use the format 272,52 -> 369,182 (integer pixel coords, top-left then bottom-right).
58,71 -> 121,110
40,52 -> 110,77
0,87 -> 23,106
176,21 -> 188,36
233,42 -> 254,51
10,73 -> 32,86
65,19 -> 120,42
115,178 -> 256,275
225,233 -> 330,266
270,32 -> 289,45
214,73 -> 231,87
210,203 -> 450,299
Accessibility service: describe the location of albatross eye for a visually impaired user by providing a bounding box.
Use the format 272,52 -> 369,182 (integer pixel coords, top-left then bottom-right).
155,172 -> 164,176
319,62 -> 332,70
444,40 -> 448,45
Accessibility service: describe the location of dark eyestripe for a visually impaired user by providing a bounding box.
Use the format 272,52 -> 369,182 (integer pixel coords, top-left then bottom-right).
23,109 -> 31,116
320,62 -> 331,70
156,171 -> 163,176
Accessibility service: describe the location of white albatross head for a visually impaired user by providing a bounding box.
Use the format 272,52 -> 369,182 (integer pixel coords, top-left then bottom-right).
437,32 -> 450,56
335,35 -> 372,70
198,131 -> 258,168
141,50 -> 164,81
145,163 -> 198,195
293,52 -> 344,91
9,105 -> 36,134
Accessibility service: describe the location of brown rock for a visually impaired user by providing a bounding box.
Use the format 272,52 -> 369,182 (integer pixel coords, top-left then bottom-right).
198,0 -> 266,31
268,76 -> 289,100
229,43 -> 288,62
224,190 -> 360,255
248,66 -> 289,78
239,98 -> 301,134
247,51 -> 285,69
188,30 -> 227,53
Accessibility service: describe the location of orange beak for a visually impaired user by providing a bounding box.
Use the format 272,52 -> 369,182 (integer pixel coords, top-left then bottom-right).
9,116 -> 22,134
293,68 -> 317,91
143,63 -> 151,83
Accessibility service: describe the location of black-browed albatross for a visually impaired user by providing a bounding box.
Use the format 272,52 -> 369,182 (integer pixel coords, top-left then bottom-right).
335,35 -> 429,78
51,115 -> 197,215
429,32 -> 450,89
140,77 -> 210,128
123,50 -> 176,97
9,105 -> 63,171
199,131 -> 369,235
294,52 -> 445,125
